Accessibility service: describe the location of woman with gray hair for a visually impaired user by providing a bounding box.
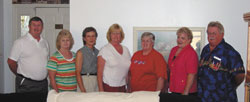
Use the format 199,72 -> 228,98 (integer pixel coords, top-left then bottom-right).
129,32 -> 167,92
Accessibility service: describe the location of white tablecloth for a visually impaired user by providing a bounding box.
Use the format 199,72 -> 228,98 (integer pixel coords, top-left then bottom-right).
47,90 -> 160,102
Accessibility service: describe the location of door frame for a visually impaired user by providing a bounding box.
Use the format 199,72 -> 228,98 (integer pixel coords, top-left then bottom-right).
35,7 -> 70,56
12,4 -> 69,42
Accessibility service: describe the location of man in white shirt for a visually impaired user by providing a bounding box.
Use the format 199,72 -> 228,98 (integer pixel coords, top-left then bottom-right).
7,16 -> 49,93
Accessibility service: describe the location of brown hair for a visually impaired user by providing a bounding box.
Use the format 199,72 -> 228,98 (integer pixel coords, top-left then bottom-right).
82,27 -> 98,45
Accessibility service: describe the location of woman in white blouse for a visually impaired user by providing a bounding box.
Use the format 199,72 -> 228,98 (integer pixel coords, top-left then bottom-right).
97,24 -> 131,92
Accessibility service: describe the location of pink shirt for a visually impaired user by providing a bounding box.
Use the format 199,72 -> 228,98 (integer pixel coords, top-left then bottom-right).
168,45 -> 198,93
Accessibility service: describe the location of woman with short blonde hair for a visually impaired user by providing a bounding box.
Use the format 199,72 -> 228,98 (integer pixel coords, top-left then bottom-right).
176,27 -> 193,42
97,23 -> 131,92
106,23 -> 125,43
56,29 -> 74,50
168,27 -> 198,95
47,29 -> 77,92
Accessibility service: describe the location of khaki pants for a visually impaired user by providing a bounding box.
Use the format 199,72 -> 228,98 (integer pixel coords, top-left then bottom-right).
77,75 -> 98,92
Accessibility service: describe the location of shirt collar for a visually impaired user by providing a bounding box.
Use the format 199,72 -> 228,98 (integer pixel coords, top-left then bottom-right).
208,39 -> 225,53
27,33 -> 43,42
175,44 -> 192,55
177,44 -> 192,51
84,45 -> 96,52
141,48 -> 155,56
183,44 -> 192,50
216,39 -> 225,48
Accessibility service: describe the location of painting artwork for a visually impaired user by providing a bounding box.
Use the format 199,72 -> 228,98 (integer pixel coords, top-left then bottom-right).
133,27 -> 205,62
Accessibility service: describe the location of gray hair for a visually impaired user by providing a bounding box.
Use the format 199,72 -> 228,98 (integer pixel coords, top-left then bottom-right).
207,21 -> 224,34
141,32 -> 155,43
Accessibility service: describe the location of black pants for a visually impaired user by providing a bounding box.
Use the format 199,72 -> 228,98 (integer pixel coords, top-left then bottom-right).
15,74 -> 48,93
171,92 -> 198,96
159,92 -> 201,102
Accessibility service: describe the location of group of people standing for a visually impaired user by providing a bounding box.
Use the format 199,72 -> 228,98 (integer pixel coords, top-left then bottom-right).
7,16 -> 245,102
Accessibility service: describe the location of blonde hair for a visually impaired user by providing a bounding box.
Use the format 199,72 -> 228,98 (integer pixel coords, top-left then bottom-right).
177,27 -> 193,43
106,23 -> 125,43
56,29 -> 74,50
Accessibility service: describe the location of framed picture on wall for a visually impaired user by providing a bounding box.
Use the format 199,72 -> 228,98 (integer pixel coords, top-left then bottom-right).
133,27 -> 205,61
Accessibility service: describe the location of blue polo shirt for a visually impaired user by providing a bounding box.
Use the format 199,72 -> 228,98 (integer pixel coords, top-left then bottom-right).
198,39 -> 245,102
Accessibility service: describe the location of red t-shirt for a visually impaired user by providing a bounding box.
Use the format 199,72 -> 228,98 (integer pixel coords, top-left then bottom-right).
130,49 -> 167,92
168,45 -> 198,93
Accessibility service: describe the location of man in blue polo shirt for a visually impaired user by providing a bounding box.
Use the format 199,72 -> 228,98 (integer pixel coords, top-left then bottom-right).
198,21 -> 245,102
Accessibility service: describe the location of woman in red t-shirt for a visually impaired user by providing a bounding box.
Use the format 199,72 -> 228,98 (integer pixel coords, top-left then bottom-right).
129,32 -> 167,92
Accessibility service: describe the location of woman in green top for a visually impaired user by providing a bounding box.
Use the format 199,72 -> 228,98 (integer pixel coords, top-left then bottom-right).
47,29 -> 77,92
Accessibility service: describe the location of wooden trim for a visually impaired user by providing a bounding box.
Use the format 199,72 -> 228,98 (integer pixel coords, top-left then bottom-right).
245,23 -> 250,102
246,25 -> 250,74
245,85 -> 249,102
244,11 -> 250,102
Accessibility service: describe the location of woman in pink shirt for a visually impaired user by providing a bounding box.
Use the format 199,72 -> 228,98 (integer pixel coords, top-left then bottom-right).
168,27 -> 198,96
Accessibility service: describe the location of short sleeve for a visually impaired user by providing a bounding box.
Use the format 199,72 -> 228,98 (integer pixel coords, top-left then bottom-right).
185,51 -> 198,74
98,47 -> 107,60
124,46 -> 131,59
229,51 -> 245,76
154,54 -> 167,79
47,55 -> 58,71
9,39 -> 22,61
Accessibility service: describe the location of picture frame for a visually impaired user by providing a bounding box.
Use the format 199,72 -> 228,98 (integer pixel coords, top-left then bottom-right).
133,27 -> 205,61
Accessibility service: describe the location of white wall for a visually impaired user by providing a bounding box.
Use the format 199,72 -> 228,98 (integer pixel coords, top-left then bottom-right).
71,0 -> 250,101
0,0 -> 4,93
1,0 -> 14,93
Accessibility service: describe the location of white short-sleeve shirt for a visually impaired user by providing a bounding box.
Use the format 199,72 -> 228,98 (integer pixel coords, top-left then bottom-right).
98,43 -> 131,87
9,33 -> 49,80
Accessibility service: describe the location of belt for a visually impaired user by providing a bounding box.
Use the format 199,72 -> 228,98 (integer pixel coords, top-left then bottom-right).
17,74 -> 46,82
81,73 -> 97,76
